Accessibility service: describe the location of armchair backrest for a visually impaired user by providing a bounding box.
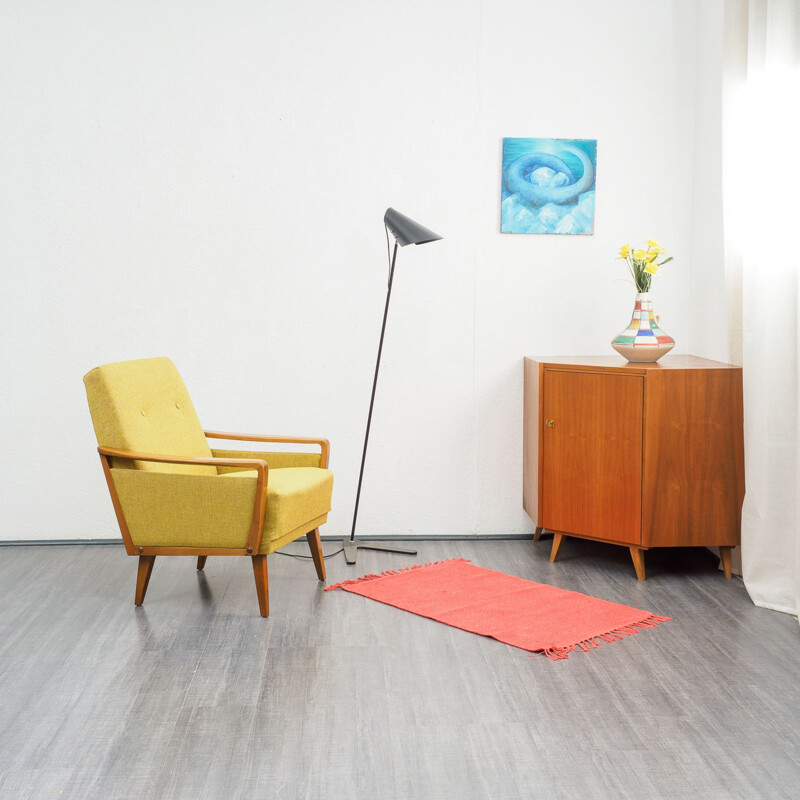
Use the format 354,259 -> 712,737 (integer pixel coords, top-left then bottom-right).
83,357 -> 216,475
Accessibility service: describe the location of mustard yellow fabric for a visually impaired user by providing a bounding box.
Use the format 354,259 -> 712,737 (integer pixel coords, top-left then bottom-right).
263,513 -> 328,555
85,357 -> 334,555
211,448 -> 322,471
223,467 -> 333,547
84,357 -> 215,476
111,468 -> 257,548
110,467 -> 333,550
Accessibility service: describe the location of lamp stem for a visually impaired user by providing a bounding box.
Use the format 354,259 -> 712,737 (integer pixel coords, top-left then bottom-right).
350,240 -> 398,542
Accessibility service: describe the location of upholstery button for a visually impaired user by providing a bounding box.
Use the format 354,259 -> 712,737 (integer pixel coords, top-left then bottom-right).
175,401 -> 182,409
140,409 -> 146,416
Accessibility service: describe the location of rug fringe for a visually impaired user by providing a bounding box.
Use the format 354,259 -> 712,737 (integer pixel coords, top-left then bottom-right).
324,558 -> 472,592
538,614 -> 672,661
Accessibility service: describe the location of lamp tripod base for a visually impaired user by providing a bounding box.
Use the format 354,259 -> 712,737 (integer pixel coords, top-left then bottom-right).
342,538 -> 418,566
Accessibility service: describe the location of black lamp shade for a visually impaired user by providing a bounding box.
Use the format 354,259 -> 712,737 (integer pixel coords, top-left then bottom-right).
384,208 -> 443,247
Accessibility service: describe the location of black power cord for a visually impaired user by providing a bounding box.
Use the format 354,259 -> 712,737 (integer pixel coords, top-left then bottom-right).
275,546 -> 344,561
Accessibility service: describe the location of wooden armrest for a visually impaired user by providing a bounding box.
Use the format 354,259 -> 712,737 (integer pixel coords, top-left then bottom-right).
97,446 -> 268,474
203,431 -> 330,468
96,446 -> 269,555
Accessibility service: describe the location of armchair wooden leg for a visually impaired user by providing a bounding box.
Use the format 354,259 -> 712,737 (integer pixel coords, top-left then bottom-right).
251,555 -> 269,617
196,556 -> 207,571
550,533 -> 564,562
719,546 -> 733,580
629,547 -> 646,581
307,528 -> 326,581
135,555 -> 156,606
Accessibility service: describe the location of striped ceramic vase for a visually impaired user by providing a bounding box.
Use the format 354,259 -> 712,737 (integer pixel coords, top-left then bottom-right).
610,292 -> 675,363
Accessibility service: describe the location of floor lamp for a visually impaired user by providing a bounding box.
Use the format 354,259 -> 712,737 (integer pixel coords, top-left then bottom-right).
343,208 -> 443,565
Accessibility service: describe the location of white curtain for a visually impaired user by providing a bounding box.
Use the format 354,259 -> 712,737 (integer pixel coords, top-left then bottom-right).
723,0 -> 800,616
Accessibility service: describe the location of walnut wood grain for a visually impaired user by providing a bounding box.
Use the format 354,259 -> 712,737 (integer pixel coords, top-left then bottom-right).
719,546 -> 733,580
130,546 -> 254,556
527,354 -> 739,371
541,369 -> 643,545
99,450 -> 137,555
642,368 -> 744,547
306,528 -> 326,581
542,529 -> 651,550
523,355 -> 744,580
204,431 -> 330,468
251,555 -> 269,617
550,533 -> 564,562
135,556 -> 156,605
629,548 -> 645,581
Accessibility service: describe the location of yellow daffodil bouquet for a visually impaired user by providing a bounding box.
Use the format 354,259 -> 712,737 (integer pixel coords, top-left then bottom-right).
618,239 -> 674,293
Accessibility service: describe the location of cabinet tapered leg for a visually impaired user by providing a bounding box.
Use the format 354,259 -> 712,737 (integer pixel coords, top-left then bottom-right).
306,528 -> 326,581
135,555 -> 156,605
719,546 -> 733,580
534,527 -> 544,543
196,556 -> 207,571
550,533 -> 564,562
629,547 -> 645,581
251,555 -> 269,617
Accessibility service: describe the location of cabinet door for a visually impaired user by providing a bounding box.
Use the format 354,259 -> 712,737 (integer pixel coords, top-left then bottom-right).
542,370 -> 643,545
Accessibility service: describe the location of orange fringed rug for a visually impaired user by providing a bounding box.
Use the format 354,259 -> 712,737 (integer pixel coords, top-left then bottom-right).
325,559 -> 670,660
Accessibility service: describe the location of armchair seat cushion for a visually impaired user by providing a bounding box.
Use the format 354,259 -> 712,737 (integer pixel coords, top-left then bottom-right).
224,467 -> 334,553
111,466 -> 333,553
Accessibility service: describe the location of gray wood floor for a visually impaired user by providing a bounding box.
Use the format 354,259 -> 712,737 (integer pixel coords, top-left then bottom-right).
0,538 -> 798,800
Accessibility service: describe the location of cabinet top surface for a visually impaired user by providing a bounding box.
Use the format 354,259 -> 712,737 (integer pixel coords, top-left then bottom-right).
525,354 -> 741,371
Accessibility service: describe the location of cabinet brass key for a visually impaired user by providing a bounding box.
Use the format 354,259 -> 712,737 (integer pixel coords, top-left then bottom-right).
545,419 -> 555,428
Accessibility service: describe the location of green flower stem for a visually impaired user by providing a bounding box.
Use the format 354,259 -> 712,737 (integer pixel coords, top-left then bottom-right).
618,241 -> 672,293
626,257 -> 651,293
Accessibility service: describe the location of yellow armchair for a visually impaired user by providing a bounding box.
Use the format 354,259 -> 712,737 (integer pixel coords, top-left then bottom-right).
83,357 -> 333,616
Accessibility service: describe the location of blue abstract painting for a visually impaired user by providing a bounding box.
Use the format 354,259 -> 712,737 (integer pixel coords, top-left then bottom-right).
501,137 -> 597,235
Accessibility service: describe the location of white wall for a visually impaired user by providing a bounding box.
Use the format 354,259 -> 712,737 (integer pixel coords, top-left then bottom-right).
687,0 -> 730,364
0,0 -> 715,541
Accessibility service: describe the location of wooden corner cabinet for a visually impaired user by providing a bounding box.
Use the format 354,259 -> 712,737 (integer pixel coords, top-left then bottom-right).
523,355 -> 745,580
